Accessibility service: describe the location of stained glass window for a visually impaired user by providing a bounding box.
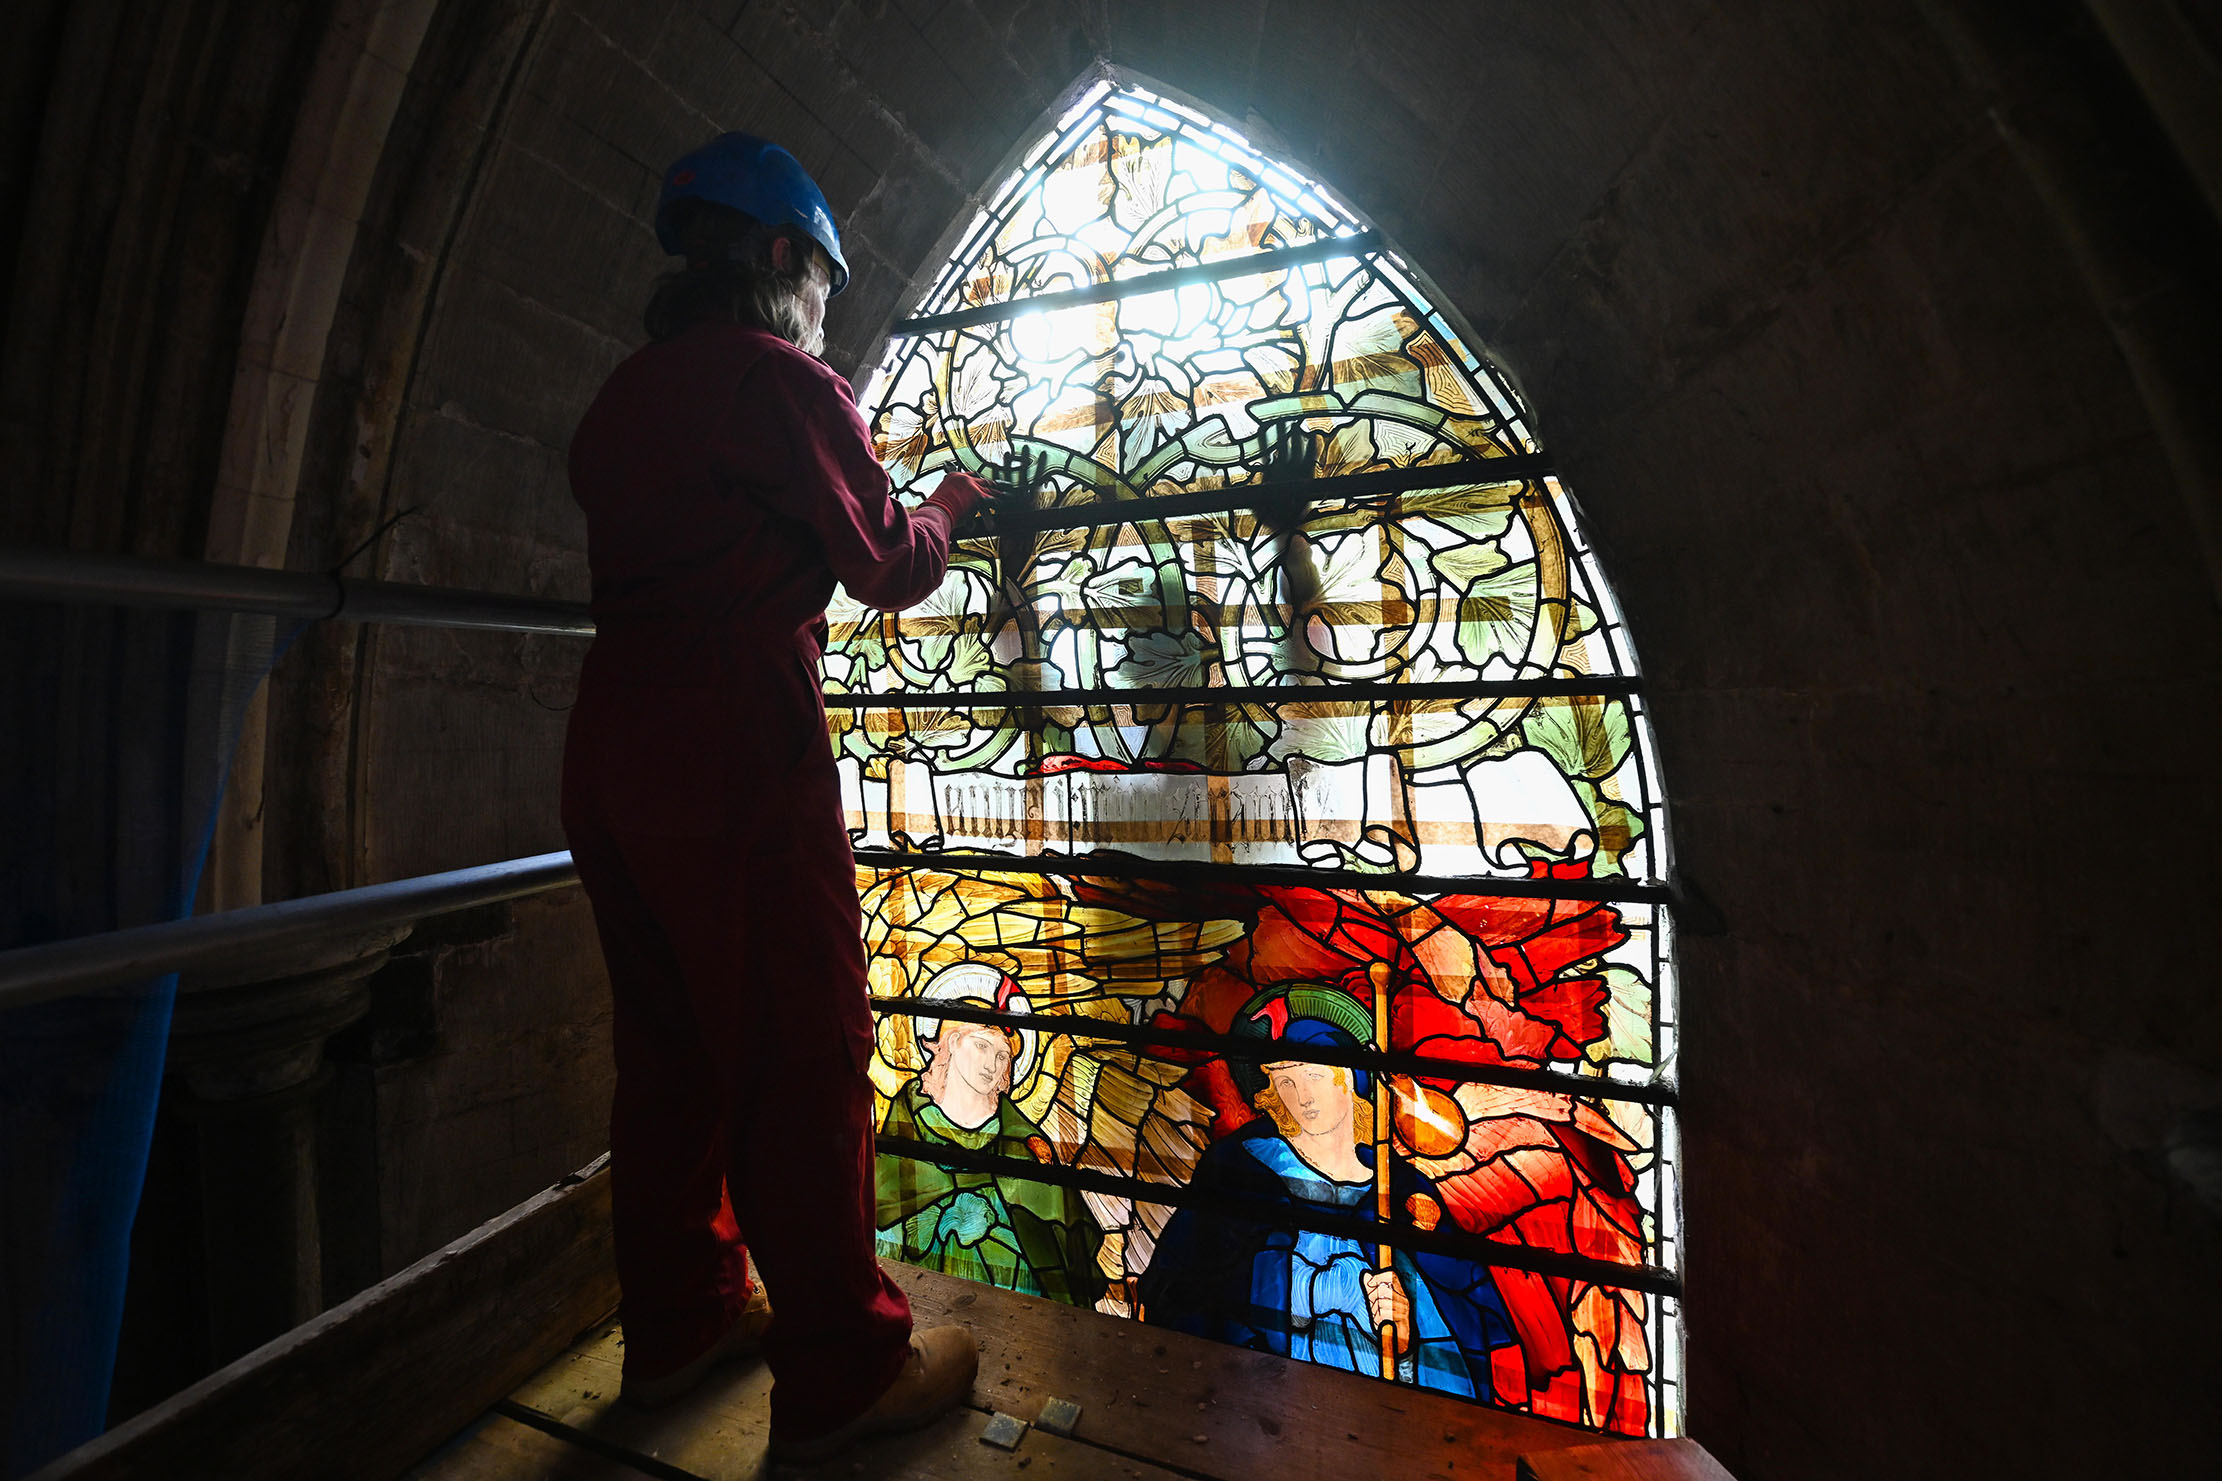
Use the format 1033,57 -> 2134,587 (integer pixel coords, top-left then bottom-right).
837,75 -> 1681,1436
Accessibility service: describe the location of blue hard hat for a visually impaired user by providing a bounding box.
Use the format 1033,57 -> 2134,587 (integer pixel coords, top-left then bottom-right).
656,133 -> 850,295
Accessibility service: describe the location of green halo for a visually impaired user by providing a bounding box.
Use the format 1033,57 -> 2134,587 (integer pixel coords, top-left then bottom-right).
1226,981 -> 1375,1098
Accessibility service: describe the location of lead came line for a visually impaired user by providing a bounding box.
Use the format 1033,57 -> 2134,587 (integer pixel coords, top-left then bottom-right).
852,849 -> 1671,904
825,676 -> 1642,709
870,994 -> 1676,1107
955,454 -> 1557,537
894,231 -> 1386,337
873,1134 -> 1680,1297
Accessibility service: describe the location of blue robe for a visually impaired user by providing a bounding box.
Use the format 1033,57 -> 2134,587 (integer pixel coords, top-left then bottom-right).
1138,1124 -> 1517,1397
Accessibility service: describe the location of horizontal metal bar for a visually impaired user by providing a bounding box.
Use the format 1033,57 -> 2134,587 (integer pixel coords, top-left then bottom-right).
895,232 -> 1385,338
0,852 -> 580,1015
871,995 -> 1676,1107
0,546 -> 595,637
956,452 -> 1555,537
1,838 -> 1662,1015
875,1133 -> 1678,1296
332,580 -> 591,637
825,676 -> 1641,709
853,848 -> 1669,904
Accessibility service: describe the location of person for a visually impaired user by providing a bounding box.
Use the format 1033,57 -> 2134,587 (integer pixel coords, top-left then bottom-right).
560,132 -> 994,1462
875,1008 -> 1107,1306
1137,985 -> 1520,1397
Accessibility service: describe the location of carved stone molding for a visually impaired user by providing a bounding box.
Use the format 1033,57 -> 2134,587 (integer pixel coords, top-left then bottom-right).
159,923 -> 413,1365
167,922 -> 411,1101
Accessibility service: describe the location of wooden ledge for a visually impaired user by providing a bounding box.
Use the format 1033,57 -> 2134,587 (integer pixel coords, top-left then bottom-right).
33,1157 -> 619,1481
427,1257 -> 1640,1480
1519,1439 -> 1739,1481
39,1155 -> 1722,1481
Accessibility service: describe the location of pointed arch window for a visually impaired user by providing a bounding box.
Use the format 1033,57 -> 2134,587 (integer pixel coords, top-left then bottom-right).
832,74 -> 1681,1436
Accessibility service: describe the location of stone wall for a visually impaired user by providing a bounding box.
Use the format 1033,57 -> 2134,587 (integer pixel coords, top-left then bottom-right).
332,890 -> 611,1283
4,0 -> 2217,1473
347,3 -> 2219,1475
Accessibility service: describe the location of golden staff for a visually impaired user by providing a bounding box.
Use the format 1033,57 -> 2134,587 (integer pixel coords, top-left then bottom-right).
1368,959 -> 1397,1381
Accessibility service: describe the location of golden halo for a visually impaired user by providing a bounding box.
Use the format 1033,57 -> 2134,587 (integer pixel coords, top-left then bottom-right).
915,962 -> 1037,1089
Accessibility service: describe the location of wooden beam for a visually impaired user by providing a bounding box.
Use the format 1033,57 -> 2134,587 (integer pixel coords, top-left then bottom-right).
31,1157 -> 618,1481
485,1352 -> 1196,1481
895,1259 -> 1597,1479
1517,1439 -> 1738,1481
488,1260 -> 1611,1480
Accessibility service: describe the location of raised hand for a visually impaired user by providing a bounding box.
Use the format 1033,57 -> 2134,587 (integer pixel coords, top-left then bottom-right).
1257,420 -> 1319,489
1253,421 -> 1324,622
982,441 -> 1054,662
989,443 -> 1054,518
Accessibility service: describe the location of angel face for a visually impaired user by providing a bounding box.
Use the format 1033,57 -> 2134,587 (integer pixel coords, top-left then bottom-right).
949,1024 -> 1013,1099
922,1020 -> 1017,1107
1264,1060 -> 1355,1142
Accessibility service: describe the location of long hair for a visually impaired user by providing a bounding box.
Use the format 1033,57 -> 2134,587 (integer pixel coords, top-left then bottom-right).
919,1020 -> 1019,1102
643,198 -> 822,349
1253,1063 -> 1374,1144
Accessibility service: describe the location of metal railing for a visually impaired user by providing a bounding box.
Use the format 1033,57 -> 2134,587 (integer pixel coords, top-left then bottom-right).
0,548 -> 590,1012
0,847 -> 1682,1302
1,531 -> 1684,1303
0,546 -> 593,636
0,852 -> 581,1014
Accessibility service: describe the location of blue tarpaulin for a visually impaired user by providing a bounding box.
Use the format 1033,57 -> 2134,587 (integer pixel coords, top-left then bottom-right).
1,604 -> 289,1474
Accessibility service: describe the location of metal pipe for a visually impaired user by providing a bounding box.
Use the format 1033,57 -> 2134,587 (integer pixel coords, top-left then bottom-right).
957,453 -> 1555,538
330,580 -> 591,636
853,848 -> 1670,904
871,994 -> 1678,1107
874,1133 -> 1680,1296
826,675 -> 1641,709
0,546 -> 594,637
0,852 -> 580,1015
0,836 -> 1666,1017
894,231 -> 1385,338
1,463 -> 1555,630
3,851 -> 1677,1287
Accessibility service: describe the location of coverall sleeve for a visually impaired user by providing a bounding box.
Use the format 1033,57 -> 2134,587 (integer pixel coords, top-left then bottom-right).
734,350 -> 958,611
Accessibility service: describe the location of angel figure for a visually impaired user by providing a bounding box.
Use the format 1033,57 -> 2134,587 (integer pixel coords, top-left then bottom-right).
874,964 -> 1106,1306
1136,983 -> 1519,1397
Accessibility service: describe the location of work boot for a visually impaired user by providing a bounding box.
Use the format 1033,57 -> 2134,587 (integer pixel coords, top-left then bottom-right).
766,1324 -> 977,1464
620,1281 -> 775,1411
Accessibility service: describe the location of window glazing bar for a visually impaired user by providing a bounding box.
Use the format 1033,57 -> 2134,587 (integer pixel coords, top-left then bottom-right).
956,453 -> 1555,537
0,852 -> 580,1014
0,545 -> 595,636
874,1133 -> 1680,1296
851,848 -> 1670,904
825,676 -> 1641,709
871,994 -> 1677,1107
894,231 -> 1385,338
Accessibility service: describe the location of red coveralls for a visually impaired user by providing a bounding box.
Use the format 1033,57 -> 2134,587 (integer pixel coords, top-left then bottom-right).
562,323 -> 965,1441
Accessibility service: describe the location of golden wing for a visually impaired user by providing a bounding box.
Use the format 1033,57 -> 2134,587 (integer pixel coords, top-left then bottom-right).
859,863 -> 1241,1313
1036,1044 -> 1212,1317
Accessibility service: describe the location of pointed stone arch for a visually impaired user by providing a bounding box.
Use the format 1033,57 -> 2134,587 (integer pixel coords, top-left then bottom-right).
840,69 -> 1680,1437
